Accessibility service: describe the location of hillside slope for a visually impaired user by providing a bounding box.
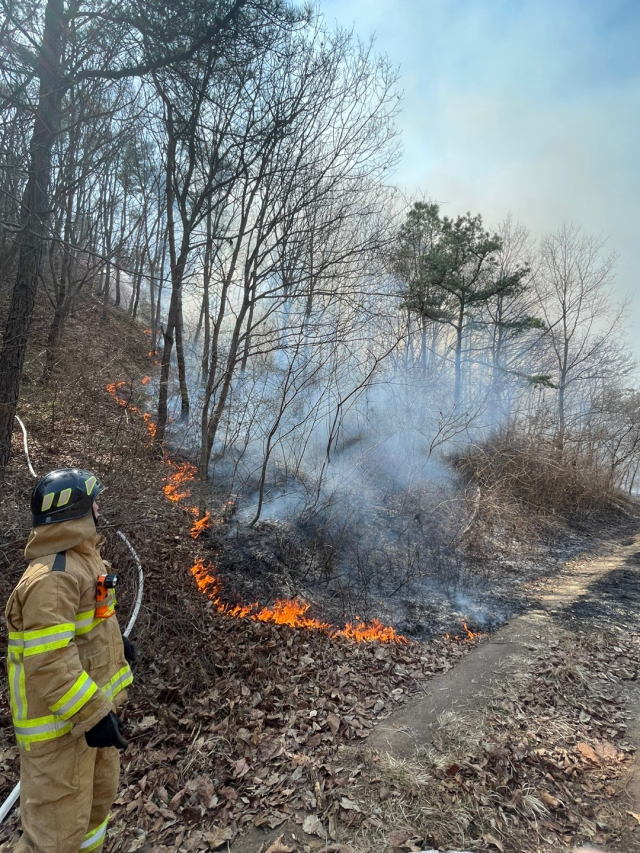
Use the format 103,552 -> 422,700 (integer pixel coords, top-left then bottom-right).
1,302 -> 639,853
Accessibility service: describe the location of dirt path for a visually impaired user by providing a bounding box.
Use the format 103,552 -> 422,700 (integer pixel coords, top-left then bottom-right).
237,531 -> 640,853
363,532 -> 640,853
369,533 -> 640,760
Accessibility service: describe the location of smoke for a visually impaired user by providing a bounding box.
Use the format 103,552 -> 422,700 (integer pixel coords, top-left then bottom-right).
149,263 -> 554,632
166,341 -> 512,630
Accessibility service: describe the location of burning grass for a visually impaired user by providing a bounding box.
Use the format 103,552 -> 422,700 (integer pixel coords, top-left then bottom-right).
105,377 -> 412,643
163,460 -> 197,503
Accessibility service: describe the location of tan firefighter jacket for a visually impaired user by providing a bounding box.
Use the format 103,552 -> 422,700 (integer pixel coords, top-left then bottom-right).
5,513 -> 133,753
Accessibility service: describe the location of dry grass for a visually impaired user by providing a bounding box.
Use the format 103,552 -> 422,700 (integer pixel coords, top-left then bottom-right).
347,630 -> 640,853
454,432 -> 623,521
449,432 -> 634,562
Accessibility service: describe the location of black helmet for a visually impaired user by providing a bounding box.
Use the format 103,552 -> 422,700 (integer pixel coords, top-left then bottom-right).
31,468 -> 104,527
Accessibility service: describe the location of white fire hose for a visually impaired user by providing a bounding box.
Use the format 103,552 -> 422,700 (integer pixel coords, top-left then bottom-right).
0,418 -> 145,824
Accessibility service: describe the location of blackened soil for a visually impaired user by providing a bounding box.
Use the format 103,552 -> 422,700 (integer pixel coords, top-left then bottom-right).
559,549 -> 640,633
202,512 -> 640,640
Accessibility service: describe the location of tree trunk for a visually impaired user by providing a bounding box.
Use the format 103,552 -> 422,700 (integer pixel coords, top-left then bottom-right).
454,300 -> 465,409
102,260 -> 111,320
155,252 -> 188,444
42,291 -> 67,380
132,269 -> 142,319
557,337 -> 570,452
114,261 -> 121,307
155,104 -> 188,444
194,219 -> 211,383
175,289 -> 189,421
202,301 -> 250,474
240,292 -> 255,375
0,0 -> 66,483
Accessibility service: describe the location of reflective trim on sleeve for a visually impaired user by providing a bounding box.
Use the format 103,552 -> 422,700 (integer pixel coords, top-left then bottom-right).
50,671 -> 98,720
75,608 -> 101,636
80,815 -> 109,851
101,665 -> 133,702
7,640 -> 27,723
14,715 -> 73,748
22,623 -> 75,657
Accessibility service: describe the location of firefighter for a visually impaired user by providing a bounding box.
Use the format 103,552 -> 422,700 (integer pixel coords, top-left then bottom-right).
5,468 -> 135,853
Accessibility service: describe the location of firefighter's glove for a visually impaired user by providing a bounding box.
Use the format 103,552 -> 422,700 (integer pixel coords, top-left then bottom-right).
123,636 -> 137,665
85,711 -> 129,750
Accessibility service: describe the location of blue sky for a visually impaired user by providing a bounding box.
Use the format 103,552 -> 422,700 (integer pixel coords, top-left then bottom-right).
319,0 -> 640,353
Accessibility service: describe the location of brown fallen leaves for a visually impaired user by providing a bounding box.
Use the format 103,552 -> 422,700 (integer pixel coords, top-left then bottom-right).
357,631 -> 640,853
98,613 -> 478,851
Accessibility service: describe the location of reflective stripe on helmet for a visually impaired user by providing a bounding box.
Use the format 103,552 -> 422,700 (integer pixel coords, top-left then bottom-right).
57,488 -> 72,507
41,492 -> 55,512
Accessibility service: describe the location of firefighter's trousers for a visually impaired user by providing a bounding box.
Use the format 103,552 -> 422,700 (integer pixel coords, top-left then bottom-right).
14,736 -> 120,853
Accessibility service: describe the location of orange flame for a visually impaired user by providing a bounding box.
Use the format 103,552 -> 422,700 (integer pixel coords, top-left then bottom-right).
142,412 -> 156,439
190,512 -> 212,539
141,376 -> 152,385
462,622 -> 477,641
342,618 -> 405,643
163,461 -> 196,503
190,559 -> 408,643
106,381 -> 128,407
106,381 -> 157,440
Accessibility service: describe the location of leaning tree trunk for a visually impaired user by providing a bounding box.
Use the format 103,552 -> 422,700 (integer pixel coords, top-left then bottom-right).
0,0 -> 66,484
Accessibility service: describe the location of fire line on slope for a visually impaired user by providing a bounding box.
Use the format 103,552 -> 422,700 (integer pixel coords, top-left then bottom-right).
107,377 -> 479,645
190,558 -> 409,643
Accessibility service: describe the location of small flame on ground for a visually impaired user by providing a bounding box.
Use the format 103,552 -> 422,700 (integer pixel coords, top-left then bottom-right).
163,461 -> 196,503
190,512 -> 212,539
462,622 -> 477,641
190,558 -> 408,643
141,376 -> 152,385
106,381 -> 128,407
106,381 -> 157,440
143,412 -> 156,439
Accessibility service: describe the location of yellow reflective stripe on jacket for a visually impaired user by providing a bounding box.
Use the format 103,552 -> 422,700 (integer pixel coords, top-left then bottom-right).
75,608 -> 101,635
102,665 -> 133,702
14,715 -> 73,747
81,815 -> 109,851
8,614 -> 132,750
7,640 -> 27,723
21,623 -> 75,656
50,671 -> 98,720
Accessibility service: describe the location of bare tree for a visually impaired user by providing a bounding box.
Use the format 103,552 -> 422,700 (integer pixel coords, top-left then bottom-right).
0,0 -> 298,483
533,223 -> 623,451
